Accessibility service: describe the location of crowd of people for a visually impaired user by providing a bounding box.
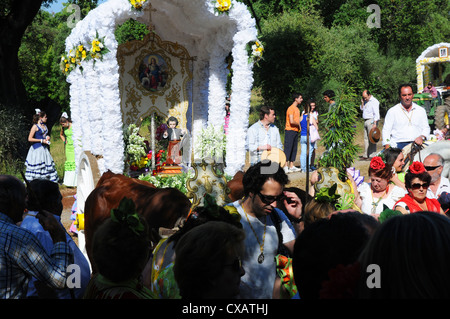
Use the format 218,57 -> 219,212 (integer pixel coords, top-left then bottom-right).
1,82 -> 450,300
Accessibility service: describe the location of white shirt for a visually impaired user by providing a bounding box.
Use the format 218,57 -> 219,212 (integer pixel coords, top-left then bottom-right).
357,182 -> 407,215
382,102 -> 430,146
426,177 -> 450,199
360,95 -> 380,122
247,121 -> 283,165
232,200 -> 295,299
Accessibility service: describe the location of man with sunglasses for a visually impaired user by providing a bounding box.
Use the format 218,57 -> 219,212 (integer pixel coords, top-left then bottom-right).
424,153 -> 449,199
226,160 -> 301,299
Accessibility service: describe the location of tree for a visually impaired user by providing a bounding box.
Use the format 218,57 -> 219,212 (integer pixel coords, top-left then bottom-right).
255,9 -> 325,118
0,0 -> 99,115
0,0 -> 51,112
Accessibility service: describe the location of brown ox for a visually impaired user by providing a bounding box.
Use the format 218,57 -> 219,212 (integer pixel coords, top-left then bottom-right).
226,170 -> 244,202
84,171 -> 191,271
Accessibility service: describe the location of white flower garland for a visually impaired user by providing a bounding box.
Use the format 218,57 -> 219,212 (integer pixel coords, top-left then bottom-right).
65,0 -> 256,177
194,124 -> 227,161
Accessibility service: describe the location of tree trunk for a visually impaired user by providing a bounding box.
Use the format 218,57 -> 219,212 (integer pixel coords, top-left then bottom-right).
0,0 -> 45,116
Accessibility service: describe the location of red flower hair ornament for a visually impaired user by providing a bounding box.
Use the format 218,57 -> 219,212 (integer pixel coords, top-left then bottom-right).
370,156 -> 385,170
408,161 -> 426,174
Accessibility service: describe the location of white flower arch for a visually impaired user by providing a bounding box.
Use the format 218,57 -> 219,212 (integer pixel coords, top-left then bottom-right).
65,0 -> 257,176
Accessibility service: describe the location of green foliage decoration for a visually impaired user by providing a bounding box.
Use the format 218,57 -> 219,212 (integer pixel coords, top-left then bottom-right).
318,87 -> 360,180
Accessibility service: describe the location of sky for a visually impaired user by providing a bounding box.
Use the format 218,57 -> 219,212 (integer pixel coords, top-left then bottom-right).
42,0 -> 107,14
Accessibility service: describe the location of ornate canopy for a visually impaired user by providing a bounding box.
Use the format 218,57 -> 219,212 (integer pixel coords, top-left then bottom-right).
65,0 -> 257,176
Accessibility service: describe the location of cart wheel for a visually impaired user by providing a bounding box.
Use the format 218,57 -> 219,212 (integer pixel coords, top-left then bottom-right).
76,151 -> 100,215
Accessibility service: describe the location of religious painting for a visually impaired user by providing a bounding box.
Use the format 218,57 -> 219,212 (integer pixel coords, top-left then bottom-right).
138,54 -> 169,91
439,47 -> 448,58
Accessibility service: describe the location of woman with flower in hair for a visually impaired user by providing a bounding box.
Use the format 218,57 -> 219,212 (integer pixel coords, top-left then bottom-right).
83,197 -> 156,299
383,146 -> 406,189
394,161 -> 444,214
356,156 -> 407,217
59,112 -> 76,187
25,109 -> 59,183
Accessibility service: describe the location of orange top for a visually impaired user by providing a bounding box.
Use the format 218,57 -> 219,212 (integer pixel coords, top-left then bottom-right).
285,103 -> 300,132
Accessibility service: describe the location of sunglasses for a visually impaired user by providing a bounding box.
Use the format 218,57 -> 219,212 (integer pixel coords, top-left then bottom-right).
224,257 -> 242,272
411,183 -> 429,190
424,165 -> 441,171
257,192 -> 285,204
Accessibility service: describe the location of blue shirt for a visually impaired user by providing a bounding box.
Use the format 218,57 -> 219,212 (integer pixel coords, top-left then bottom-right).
247,121 -> 283,164
300,114 -> 309,136
21,211 -> 91,299
0,212 -> 72,299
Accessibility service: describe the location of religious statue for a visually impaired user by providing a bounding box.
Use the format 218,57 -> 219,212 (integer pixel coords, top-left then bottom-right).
162,116 -> 190,165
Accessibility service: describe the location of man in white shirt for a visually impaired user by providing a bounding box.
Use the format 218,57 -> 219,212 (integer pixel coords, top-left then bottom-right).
227,160 -> 300,299
382,84 -> 430,150
247,106 -> 283,165
360,90 -> 380,159
424,153 -> 450,199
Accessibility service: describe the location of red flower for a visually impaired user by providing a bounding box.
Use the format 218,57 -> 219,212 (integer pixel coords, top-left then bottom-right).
370,156 -> 385,170
319,262 -> 361,299
409,161 -> 426,174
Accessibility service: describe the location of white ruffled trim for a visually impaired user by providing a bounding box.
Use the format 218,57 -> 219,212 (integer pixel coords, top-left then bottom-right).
66,0 -> 256,176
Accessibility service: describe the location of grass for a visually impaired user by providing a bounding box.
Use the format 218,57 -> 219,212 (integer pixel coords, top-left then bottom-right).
0,124 -> 66,184
2,89 -> 368,182
49,124 -> 66,183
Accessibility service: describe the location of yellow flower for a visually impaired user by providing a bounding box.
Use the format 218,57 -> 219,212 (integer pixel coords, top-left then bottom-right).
78,45 -> 84,52
91,39 -> 101,52
130,0 -> 146,9
216,0 -> 231,12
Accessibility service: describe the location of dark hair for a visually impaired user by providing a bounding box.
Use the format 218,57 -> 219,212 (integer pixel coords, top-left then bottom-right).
398,83 -> 413,96
292,93 -> 302,101
242,160 -> 289,197
167,116 -> 178,126
0,175 -> 26,222
168,202 -> 242,248
259,106 -> 274,120
358,212 -> 450,298
292,212 -> 371,299
32,110 -> 46,124
383,147 -> 402,167
368,164 -> 393,181
60,116 -> 72,124
323,90 -> 335,99
174,221 -> 245,299
26,179 -> 63,216
404,170 -> 431,189
92,203 -> 150,282
278,186 -> 311,223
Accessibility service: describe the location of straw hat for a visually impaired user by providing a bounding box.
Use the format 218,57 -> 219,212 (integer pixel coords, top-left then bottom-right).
369,127 -> 381,144
261,147 -> 286,168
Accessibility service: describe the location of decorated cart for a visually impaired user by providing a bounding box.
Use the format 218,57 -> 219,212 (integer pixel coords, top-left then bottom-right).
62,0 -> 259,218
415,42 -> 450,129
